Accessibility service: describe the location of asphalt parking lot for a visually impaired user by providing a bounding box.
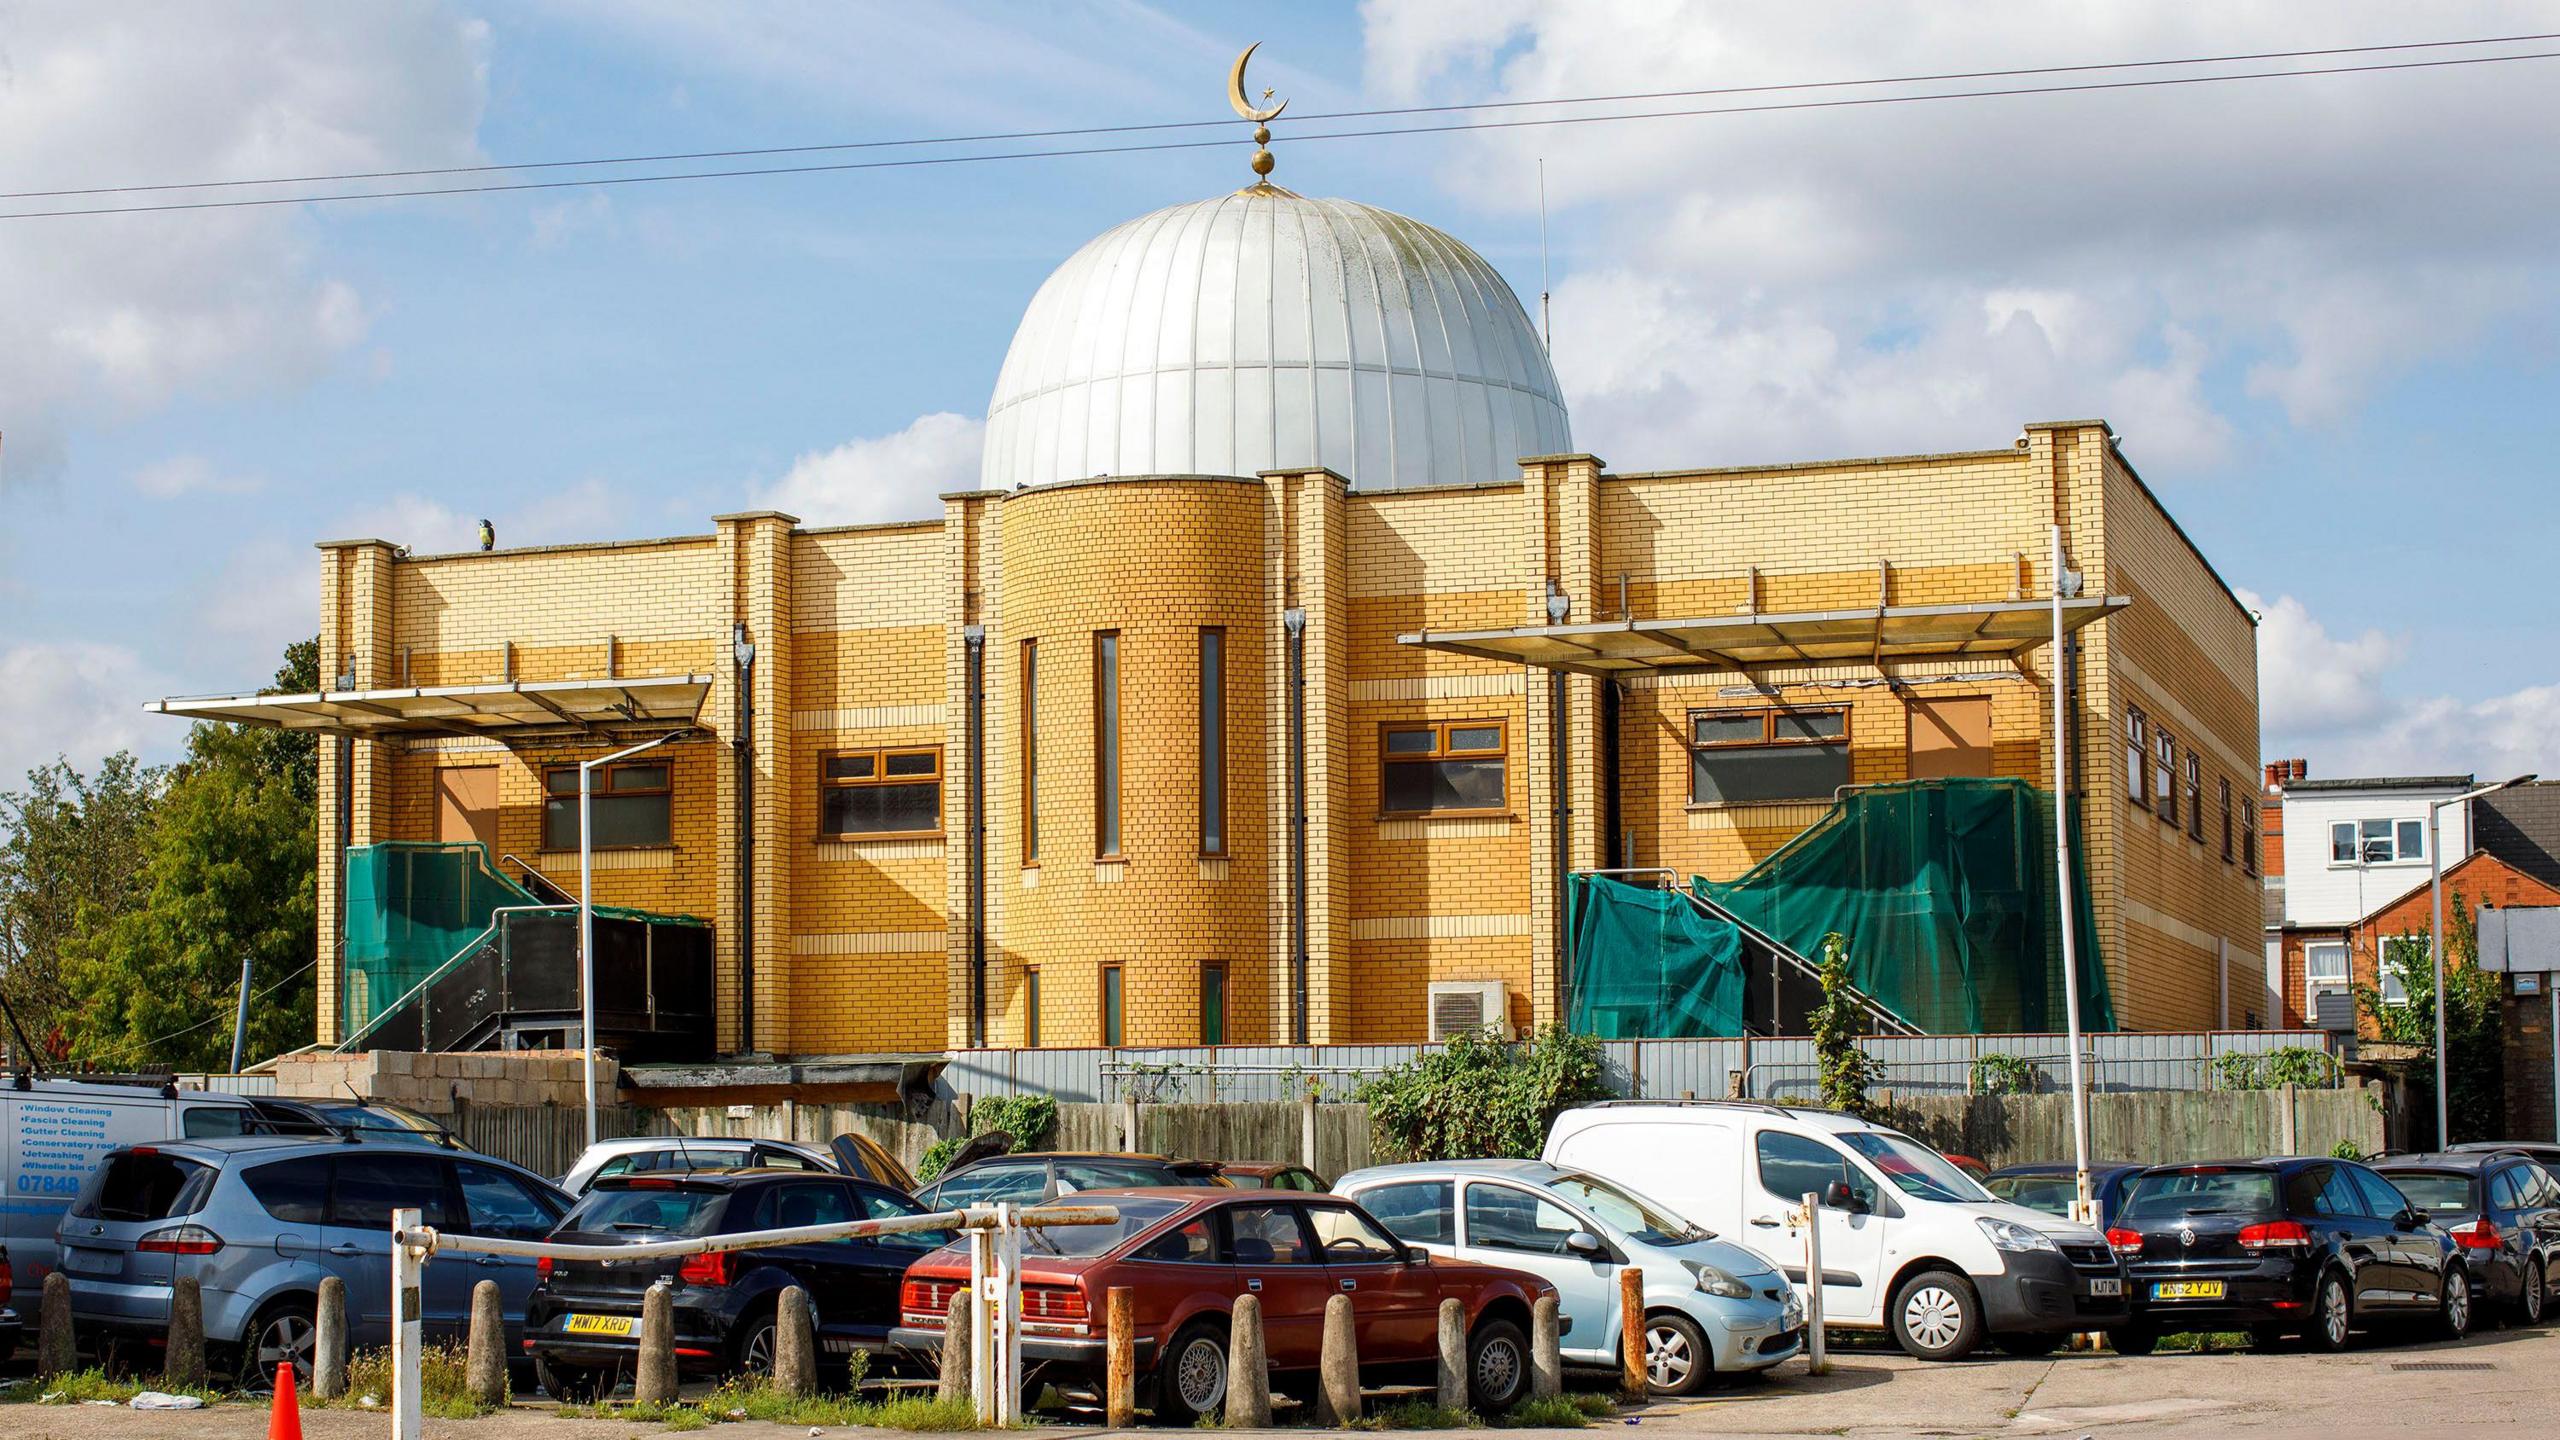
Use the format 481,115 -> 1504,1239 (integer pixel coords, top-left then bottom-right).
7,1318 -> 2560,1439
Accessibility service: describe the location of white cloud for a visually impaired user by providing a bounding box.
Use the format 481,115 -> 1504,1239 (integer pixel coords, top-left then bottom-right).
757,412 -> 984,525
133,454 -> 262,498
0,642 -> 170,786
0,3 -> 489,487
2246,587 -> 2554,780
1363,1 -> 2560,465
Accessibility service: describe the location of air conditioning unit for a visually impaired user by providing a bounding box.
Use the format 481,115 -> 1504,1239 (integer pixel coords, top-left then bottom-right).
1428,980 -> 1514,1042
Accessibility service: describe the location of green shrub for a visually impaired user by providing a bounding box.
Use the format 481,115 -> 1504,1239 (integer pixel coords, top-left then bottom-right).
2215,1045 -> 2340,1092
1360,1024 -> 1615,1162
919,1094 -> 1060,1181
1970,1052 -> 2035,1095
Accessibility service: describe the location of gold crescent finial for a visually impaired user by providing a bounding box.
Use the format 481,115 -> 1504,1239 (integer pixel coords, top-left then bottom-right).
1230,42 -> 1286,183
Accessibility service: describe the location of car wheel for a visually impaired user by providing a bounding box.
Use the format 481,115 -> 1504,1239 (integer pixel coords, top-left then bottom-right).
1642,1312 -> 1712,1396
1993,1331 -> 2065,1357
1468,1316 -> 1531,1414
2106,1326 -> 2157,1357
1153,1319 -> 1230,1425
1888,1271 -> 1983,1361
2439,1265 -> 2473,1339
537,1354 -> 612,1402
2307,1271 -> 2354,1353
2518,1260 -> 2546,1325
243,1297 -> 317,1389
732,1307 -> 779,1376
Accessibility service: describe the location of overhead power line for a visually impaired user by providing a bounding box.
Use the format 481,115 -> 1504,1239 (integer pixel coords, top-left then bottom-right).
5,45 -> 2556,222
5,30 -> 2555,204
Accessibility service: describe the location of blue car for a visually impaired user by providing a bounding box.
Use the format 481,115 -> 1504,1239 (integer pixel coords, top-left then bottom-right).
54,1136 -> 568,1382
1337,1159 -> 1802,1394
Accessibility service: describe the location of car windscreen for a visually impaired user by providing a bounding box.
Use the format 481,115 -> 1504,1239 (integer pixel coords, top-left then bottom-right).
1548,1173 -> 1702,1244
562,1184 -> 731,1237
2381,1171 -> 2476,1216
71,1151 -> 217,1222
1838,1131 -> 1991,1202
1985,1174 -> 2076,1217
1023,1197 -> 1185,1256
2121,1167 -> 2280,1223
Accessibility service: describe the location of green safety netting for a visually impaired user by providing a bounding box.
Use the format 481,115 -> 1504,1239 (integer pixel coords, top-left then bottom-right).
1568,867 -> 1748,1038
341,840 -> 694,1033
1571,778 -> 2115,1037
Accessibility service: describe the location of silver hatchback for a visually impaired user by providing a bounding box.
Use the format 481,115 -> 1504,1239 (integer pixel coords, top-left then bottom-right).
54,1137 -> 567,1381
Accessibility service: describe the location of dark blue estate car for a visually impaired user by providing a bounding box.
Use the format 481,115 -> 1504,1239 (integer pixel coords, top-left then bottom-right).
1983,1162 -> 2147,1229
524,1170 -> 950,1398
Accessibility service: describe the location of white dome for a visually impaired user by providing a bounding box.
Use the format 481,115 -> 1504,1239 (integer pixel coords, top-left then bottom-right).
982,185 -> 1570,492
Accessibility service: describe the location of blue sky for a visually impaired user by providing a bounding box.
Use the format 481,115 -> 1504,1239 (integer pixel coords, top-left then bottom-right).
1,2 -> 2554,788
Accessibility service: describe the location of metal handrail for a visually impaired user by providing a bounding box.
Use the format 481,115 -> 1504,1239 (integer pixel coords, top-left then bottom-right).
336,903 -> 575,1053
1573,868 -> 1921,1037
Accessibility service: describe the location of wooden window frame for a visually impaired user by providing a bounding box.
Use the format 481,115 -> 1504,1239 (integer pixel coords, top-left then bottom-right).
815,744 -> 944,840
542,760 -> 673,851
2183,752 -> 2204,842
1022,967 -> 1041,1049
2218,776 -> 2235,862
1199,627 -> 1227,858
1020,639 -> 1040,866
1683,705 -> 1851,807
2154,730 -> 2178,828
1100,963 -> 1124,1047
1199,962 -> 1227,1046
1379,718 -> 1511,818
2126,708 -> 2150,809
1094,631 -> 1122,860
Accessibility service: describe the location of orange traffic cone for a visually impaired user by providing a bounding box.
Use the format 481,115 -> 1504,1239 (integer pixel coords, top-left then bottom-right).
269,1361 -> 303,1440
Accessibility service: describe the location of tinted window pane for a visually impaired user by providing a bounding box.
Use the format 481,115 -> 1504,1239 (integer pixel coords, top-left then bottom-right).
1775,711 -> 1846,742
182,1106 -> 251,1138
611,764 -> 668,793
73,1153 -> 215,1222
825,754 -> 876,780
1304,1204 -> 1403,1261
1224,1204 -> 1316,1264
333,1155 -> 452,1228
1384,758 -> 1504,812
1138,1217 -> 1221,1263
546,770 -> 579,796
2387,1172 -> 2476,1215
1446,725 -> 1502,752
764,1182 -> 856,1231
1384,729 -> 1436,754
563,1186 -> 727,1237
1464,1184 -> 1580,1255
1693,744 -> 1851,804
2348,1166 -> 2411,1219
1056,1160 -> 1168,1193
2397,820 -> 2425,860
458,1162 -> 558,1239
244,1156 -> 330,1225
2126,1167 -> 2283,1223
821,782 -> 939,835
884,751 -> 936,777
1755,1132 -> 1853,1205
929,1163 -> 1048,1207
864,1188 -> 952,1252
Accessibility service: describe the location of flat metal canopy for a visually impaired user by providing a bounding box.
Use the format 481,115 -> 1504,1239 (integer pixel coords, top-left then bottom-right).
144,673 -> 713,743
1399,595 -> 2131,677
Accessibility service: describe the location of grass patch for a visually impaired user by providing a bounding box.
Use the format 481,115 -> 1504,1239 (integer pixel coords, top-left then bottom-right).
322,1344 -> 503,1419
1354,1400 -> 1479,1429
559,1379 -> 981,1432
2155,1331 -> 2255,1354
5,1368 -> 224,1407
1496,1396 -> 1595,1428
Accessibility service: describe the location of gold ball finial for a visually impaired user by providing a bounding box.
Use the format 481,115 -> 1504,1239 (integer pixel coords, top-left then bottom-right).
1252,148 -> 1275,177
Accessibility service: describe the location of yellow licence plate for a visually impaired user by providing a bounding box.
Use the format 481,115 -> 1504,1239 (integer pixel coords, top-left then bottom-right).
564,1314 -> 636,1337
2151,1281 -> 2226,1301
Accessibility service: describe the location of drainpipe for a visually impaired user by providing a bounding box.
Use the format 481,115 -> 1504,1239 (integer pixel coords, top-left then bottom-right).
1547,587 -> 1572,1022
1283,608 -> 1308,1045
964,625 -> 988,1047
731,622 -> 756,1055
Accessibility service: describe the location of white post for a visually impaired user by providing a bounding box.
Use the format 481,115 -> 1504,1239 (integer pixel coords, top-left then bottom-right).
2431,802 -> 2449,1146
2051,525 -> 2093,1213
391,1207 -> 424,1440
997,1205 -> 1024,1425
967,1221 -> 991,1422
1799,1192 -> 1827,1375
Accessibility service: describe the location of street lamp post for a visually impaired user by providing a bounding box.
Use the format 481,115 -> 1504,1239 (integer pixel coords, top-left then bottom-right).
581,730 -> 687,1149
2430,772 -> 2536,1145
2049,526 -> 2093,1217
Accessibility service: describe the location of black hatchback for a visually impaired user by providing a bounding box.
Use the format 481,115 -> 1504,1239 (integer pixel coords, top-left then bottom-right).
2104,1158 -> 2471,1354
2374,1151 -> 2560,1324
523,1170 -> 951,1398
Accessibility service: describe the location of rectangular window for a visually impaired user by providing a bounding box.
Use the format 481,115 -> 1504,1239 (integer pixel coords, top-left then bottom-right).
543,762 -> 672,850
2304,941 -> 2349,1016
2219,777 -> 2235,862
1200,964 -> 1226,1046
2330,817 -> 2424,864
1100,964 -> 1123,1046
1381,719 -> 1510,815
1094,632 -> 1121,858
1687,707 -> 1850,805
2396,818 -> 2425,861
2243,802 -> 2259,876
2126,709 -> 2149,808
2154,732 -> 2177,827
2184,753 -> 2204,841
1023,969 -> 1040,1048
817,746 -> 942,837
1199,628 -> 1226,856
1020,639 -> 1039,864
2380,940 -> 2413,1005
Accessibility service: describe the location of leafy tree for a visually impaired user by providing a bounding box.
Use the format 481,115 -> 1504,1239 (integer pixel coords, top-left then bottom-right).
1811,933 -> 1884,1119
917,1094 -> 1060,1181
0,752 -> 165,1051
2357,894 -> 2503,1145
1360,1024 -> 1615,1163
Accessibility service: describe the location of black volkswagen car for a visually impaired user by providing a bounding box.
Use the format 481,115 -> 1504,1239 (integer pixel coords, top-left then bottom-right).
523,1170 -> 950,1398
2375,1151 -> 2560,1324
2104,1157 -> 2470,1354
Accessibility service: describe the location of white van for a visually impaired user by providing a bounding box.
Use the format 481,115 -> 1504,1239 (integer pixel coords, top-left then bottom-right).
1544,1100 -> 2127,1360
1,1078 -> 259,1286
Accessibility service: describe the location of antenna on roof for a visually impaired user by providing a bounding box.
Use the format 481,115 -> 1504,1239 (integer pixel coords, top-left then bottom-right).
1537,158 -> 1553,353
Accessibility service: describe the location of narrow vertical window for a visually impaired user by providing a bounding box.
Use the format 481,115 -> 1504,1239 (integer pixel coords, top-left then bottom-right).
1101,964 -> 1124,1046
1094,631 -> 1121,858
2125,709 -> 2149,808
2218,777 -> 2235,862
1023,969 -> 1041,1048
2155,731 -> 2178,827
1200,964 -> 1227,1046
1199,627 -> 1226,856
2184,753 -> 2204,841
1020,639 -> 1039,864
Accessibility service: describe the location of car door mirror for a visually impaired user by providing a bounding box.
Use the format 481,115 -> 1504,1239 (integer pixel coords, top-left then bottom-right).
1405,1246 -> 1432,1266
1564,1230 -> 1606,1257
2400,1207 -> 2428,1229
1823,1180 -> 1864,1213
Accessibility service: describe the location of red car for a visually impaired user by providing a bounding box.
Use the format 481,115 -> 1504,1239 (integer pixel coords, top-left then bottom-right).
891,1188 -> 1553,1422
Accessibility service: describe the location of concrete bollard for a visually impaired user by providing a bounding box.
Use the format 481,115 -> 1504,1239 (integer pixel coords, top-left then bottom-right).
1105,1287 -> 1135,1427
1619,1266 -> 1647,1403
635,1282 -> 677,1407
775,1287 -> 818,1397
313,1277 -> 349,1400
37,1271 -> 74,1378
1225,1293 -> 1272,1428
466,1279 -> 507,1408
1435,1297 -> 1466,1411
1530,1293 -> 1563,1401
1317,1292 -> 1361,1426
937,1288 -> 973,1403
165,1276 -> 206,1389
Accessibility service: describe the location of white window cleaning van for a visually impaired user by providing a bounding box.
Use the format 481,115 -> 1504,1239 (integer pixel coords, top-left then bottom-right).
1544,1100 -> 2127,1360
1,1078 -> 259,1286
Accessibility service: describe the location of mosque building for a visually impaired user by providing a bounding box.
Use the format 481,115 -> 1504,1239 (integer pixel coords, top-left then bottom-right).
154,63 -> 2265,1064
